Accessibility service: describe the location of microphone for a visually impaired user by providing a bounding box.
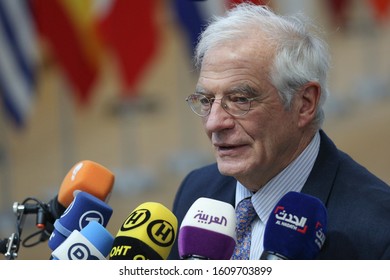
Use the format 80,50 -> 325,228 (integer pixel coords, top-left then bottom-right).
109,202 -> 177,260
13,160 -> 114,234
2,160 -> 114,259
48,191 -> 113,251
178,197 -> 236,260
51,220 -> 114,260
49,160 -> 115,220
260,191 -> 327,260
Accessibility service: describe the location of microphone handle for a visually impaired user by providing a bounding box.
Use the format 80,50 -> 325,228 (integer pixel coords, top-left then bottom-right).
0,238 -> 8,255
260,251 -> 288,260
48,196 -> 67,221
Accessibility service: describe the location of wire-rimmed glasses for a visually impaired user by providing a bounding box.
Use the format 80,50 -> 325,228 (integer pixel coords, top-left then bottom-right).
185,93 -> 260,117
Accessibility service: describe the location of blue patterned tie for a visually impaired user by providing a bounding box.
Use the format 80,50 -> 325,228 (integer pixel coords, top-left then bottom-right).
231,197 -> 257,260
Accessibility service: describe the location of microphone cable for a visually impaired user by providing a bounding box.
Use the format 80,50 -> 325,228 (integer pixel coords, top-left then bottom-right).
17,197 -> 53,247
2,196 -> 52,259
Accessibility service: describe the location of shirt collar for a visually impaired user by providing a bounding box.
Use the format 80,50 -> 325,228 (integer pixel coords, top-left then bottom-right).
235,131 -> 321,223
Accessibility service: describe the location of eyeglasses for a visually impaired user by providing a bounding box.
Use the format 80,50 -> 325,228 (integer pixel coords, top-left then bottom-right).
185,93 -> 260,117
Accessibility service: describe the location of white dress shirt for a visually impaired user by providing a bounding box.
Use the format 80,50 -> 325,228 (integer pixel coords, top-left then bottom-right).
234,131 -> 320,259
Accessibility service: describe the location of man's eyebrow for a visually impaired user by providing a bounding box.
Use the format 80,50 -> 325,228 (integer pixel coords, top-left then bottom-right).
194,84 -> 260,96
194,86 -> 210,95
226,84 -> 259,96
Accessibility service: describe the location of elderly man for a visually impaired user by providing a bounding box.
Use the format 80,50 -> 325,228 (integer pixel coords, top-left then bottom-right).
169,3 -> 390,260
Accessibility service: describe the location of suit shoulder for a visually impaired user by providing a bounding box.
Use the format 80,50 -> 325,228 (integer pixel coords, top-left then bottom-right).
179,163 -> 235,195
183,163 -> 222,181
172,163 -> 236,213
337,149 -> 389,189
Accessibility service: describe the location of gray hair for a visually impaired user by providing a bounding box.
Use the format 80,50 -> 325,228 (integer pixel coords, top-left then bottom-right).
194,3 -> 330,128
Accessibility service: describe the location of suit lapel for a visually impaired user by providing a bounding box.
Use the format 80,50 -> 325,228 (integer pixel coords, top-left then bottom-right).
211,175 -> 236,207
301,130 -> 340,206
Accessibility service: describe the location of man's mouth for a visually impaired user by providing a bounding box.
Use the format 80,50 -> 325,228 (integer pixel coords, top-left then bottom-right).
214,143 -> 247,154
218,145 -> 236,150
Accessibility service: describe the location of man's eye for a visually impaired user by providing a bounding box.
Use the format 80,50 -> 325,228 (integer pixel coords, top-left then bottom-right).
229,95 -> 249,103
199,97 -> 210,105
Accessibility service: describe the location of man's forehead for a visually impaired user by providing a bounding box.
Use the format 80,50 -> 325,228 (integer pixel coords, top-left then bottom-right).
201,38 -> 275,67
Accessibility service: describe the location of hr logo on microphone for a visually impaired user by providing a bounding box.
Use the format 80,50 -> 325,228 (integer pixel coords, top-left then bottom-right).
71,162 -> 83,181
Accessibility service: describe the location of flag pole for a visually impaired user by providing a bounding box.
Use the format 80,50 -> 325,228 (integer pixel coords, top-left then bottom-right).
58,75 -> 76,177
113,94 -> 156,195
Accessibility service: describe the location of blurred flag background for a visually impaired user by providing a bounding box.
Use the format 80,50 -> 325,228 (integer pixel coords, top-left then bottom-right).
0,0 -> 37,127
0,0 -> 389,259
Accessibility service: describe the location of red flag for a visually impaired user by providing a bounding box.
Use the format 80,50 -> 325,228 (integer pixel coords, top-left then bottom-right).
97,0 -> 160,97
326,0 -> 351,28
30,0 -> 101,105
369,0 -> 390,23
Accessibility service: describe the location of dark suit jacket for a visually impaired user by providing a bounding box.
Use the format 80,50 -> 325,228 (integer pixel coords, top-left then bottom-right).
168,130 -> 390,259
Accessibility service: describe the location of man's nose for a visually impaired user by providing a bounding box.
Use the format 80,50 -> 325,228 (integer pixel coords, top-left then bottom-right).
204,100 -> 234,132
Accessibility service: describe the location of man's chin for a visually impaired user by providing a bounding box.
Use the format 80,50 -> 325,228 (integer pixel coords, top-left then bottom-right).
216,161 -> 243,177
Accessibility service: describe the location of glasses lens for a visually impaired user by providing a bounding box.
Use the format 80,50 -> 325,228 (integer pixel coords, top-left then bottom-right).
223,94 -> 251,116
187,93 -> 255,117
187,94 -> 210,116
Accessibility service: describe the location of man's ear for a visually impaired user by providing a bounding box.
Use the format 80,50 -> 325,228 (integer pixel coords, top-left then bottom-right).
297,82 -> 321,128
